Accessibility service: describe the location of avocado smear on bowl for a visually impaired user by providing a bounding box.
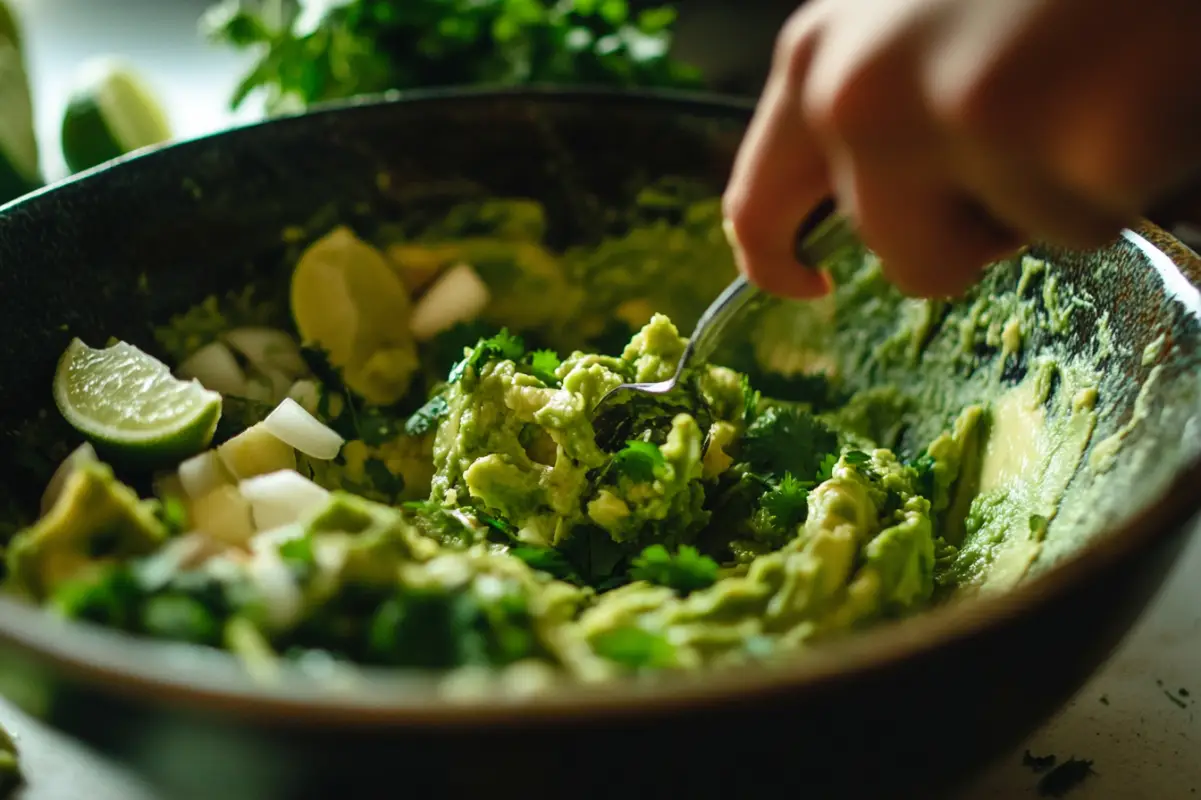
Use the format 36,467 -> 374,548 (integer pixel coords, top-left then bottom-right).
0,183 -> 1106,690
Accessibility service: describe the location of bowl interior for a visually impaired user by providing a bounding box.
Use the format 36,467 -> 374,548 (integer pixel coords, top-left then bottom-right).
0,88 -> 1199,706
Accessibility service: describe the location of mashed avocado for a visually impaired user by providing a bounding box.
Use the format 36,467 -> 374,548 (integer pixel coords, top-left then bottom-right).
2,183 -> 1113,687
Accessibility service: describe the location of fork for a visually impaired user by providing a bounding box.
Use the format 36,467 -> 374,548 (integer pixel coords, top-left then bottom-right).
594,199 -> 858,411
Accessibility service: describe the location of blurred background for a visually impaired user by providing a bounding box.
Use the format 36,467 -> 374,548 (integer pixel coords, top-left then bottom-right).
4,0 -> 797,187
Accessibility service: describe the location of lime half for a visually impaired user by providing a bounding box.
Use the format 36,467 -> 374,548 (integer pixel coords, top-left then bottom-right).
54,338 -> 222,467
0,29 -> 40,204
61,57 -> 172,174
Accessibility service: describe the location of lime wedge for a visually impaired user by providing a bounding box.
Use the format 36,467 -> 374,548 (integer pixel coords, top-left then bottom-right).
53,338 -> 222,467
0,6 -> 40,205
0,0 -> 22,52
60,57 -> 172,174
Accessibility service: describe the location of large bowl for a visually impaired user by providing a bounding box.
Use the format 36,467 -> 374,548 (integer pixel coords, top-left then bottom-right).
0,88 -> 1198,800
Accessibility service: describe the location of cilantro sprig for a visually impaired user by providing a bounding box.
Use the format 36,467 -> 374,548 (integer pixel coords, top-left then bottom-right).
741,406 -> 839,483
629,544 -> 718,595
448,329 -> 525,383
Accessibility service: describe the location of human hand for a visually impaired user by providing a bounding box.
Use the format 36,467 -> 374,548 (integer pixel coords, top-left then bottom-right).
722,0 -> 1201,299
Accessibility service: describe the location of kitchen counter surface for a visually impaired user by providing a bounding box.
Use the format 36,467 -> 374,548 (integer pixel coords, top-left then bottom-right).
4,1 -> 1199,797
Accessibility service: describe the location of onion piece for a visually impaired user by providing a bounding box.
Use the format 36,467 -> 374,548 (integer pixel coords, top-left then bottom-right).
189,485 -> 255,546
41,443 -> 98,516
409,263 -> 490,342
176,341 -> 248,397
239,469 -> 331,531
287,380 -> 321,415
263,398 -> 344,460
178,450 -> 231,499
217,423 -> 297,481
224,327 -> 308,379
247,547 -> 304,631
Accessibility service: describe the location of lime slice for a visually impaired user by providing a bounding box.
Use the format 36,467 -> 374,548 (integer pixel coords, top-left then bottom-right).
60,57 -> 172,174
0,9 -> 40,205
54,338 -> 222,467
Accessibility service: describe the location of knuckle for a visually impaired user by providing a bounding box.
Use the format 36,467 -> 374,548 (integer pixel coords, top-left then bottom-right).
773,8 -> 819,81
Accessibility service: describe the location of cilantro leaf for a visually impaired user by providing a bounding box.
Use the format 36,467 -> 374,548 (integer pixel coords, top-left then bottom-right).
448,329 -> 525,383
740,373 -> 760,425
610,440 -> 666,482
844,450 -> 871,467
911,453 -> 937,499
741,406 -> 839,482
629,544 -> 719,594
475,510 -> 518,540
428,320 -> 498,374
592,626 -> 677,670
279,536 -> 318,583
510,547 -> 584,584
757,473 -> 810,532
404,395 -> 449,436
816,452 -> 838,482
526,349 -> 562,387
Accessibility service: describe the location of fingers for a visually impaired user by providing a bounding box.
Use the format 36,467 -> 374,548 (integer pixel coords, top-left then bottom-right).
953,150 -> 1132,251
834,151 -> 1023,298
723,16 -> 831,300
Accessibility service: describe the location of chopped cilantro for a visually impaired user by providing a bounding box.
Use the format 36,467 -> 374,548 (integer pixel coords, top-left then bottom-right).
740,373 -> 760,424
366,583 -> 542,669
526,349 -> 562,387
279,536 -> 318,583
592,626 -> 677,670
428,320 -> 498,373
475,510 -> 518,540
816,452 -> 838,482
844,450 -> 871,466
911,453 -> 937,499
403,395 -> 449,436
741,406 -> 839,482
756,473 -> 810,534
448,329 -> 525,383
610,440 -> 666,482
363,459 -> 405,500
629,544 -> 718,594
140,594 -> 221,645
154,496 -> 189,536
510,547 -> 584,585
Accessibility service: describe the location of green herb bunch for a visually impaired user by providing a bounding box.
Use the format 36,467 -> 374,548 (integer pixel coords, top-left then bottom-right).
203,0 -> 703,114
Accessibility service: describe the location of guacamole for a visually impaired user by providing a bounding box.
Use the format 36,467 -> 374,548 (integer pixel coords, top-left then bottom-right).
0,184 -> 1103,686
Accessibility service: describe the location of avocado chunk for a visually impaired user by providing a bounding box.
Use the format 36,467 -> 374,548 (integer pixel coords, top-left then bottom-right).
6,461 -> 167,600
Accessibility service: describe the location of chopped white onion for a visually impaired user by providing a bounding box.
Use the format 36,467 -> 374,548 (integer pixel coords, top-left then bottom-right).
287,380 -> 321,415
250,523 -> 305,554
189,485 -> 256,546
409,262 -> 490,342
224,327 -> 308,378
41,442 -> 98,516
263,398 -> 344,460
238,469 -> 331,531
177,341 -> 248,397
248,547 -> 304,630
217,423 -> 297,481
178,450 -> 230,499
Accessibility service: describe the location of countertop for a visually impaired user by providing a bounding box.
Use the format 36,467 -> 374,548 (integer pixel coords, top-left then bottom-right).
4,1 -> 1200,797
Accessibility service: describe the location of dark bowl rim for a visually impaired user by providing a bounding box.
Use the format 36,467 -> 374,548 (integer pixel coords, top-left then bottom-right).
0,86 -> 1199,727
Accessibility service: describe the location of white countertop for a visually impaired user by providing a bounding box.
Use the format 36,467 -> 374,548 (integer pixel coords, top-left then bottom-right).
4,1 -> 1200,797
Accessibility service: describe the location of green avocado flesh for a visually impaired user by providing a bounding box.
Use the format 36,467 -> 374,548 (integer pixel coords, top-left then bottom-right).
3,182 -> 1146,690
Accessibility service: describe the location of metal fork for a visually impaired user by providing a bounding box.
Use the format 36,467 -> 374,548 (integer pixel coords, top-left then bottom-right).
594,199 -> 858,410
